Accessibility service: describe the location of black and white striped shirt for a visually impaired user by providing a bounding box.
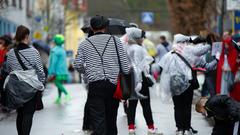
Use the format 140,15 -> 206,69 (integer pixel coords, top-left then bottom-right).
5,43 -> 46,83
74,33 -> 130,84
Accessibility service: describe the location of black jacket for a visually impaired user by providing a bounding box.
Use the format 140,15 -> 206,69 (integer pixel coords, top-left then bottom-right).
205,95 -> 240,122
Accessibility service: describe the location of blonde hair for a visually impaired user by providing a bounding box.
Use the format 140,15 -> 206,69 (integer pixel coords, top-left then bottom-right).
195,97 -> 208,113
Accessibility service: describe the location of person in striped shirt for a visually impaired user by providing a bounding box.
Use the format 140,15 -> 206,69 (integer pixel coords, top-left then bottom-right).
4,25 -> 45,135
74,15 -> 130,135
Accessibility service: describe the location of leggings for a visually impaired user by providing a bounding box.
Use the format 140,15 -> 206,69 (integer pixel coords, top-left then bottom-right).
127,76 -> 154,126
17,95 -> 37,135
172,88 -> 193,131
127,98 -> 154,126
54,76 -> 68,98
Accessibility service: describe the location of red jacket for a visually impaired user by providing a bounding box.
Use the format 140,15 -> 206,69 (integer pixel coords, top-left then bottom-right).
216,38 -> 240,101
230,52 -> 240,102
0,49 -> 7,67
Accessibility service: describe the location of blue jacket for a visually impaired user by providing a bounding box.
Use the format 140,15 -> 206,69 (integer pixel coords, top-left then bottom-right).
48,46 -> 68,76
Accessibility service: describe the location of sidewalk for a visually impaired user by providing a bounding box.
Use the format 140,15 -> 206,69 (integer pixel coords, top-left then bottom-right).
0,107 -> 15,121
0,84 -> 213,135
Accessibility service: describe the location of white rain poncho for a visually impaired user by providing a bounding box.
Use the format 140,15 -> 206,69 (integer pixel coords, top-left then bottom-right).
158,52 -> 192,100
158,34 -> 211,101
125,27 -> 154,99
127,44 -> 154,99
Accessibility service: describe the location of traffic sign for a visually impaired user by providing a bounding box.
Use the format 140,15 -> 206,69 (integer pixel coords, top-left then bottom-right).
235,10 -> 240,31
141,12 -> 154,25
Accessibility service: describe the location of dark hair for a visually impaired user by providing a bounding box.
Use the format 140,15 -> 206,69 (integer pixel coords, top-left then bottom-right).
14,25 -> 30,42
88,29 -> 94,37
160,36 -> 166,41
141,31 -> 146,38
206,33 -> 220,45
0,35 -> 12,47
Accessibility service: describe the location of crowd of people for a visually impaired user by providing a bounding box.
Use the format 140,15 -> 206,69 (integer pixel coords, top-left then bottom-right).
0,15 -> 239,135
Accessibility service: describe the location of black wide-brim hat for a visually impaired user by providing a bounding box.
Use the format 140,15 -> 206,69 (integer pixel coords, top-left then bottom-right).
90,15 -> 110,30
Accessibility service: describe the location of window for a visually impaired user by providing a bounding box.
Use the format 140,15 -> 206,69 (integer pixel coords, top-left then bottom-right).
19,0 -> 22,9
7,23 -> 10,33
12,0 -> 16,7
3,22 -> 6,35
0,20 -> 2,35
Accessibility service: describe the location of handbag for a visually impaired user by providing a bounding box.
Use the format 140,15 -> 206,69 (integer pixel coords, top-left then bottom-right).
142,73 -> 154,87
3,49 -> 42,109
112,36 -> 135,100
35,91 -> 44,111
173,52 -> 200,90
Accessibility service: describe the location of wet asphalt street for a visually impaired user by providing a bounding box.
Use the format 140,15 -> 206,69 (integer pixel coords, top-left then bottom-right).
0,84 -> 213,135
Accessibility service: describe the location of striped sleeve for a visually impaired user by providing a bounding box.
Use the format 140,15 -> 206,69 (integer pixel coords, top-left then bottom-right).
74,41 -> 85,73
115,36 -> 130,74
6,48 -> 46,84
33,49 -> 46,83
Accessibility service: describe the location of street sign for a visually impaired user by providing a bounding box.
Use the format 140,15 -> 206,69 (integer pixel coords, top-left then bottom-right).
235,11 -> 240,31
141,12 -> 154,25
227,0 -> 240,10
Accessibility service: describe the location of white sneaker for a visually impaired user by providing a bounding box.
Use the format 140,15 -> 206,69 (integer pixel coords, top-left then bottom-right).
148,128 -> 163,135
184,130 -> 193,135
82,130 -> 93,135
176,130 -> 184,135
129,129 -> 136,134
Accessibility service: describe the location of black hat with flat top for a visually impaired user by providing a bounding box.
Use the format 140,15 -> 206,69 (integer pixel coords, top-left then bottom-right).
90,15 -> 110,30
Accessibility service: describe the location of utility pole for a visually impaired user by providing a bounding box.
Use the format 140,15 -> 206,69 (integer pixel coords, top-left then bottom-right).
220,0 -> 226,37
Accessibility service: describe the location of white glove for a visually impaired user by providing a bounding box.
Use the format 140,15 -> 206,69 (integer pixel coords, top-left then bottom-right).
237,42 -> 240,46
135,83 -> 142,92
215,52 -> 220,60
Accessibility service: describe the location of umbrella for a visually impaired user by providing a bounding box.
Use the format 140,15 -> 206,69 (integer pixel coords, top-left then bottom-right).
81,18 -> 130,35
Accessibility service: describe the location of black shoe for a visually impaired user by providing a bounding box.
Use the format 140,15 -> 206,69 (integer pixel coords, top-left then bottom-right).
190,127 -> 198,134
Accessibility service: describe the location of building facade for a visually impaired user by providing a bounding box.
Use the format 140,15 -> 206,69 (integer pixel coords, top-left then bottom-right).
0,0 -> 33,35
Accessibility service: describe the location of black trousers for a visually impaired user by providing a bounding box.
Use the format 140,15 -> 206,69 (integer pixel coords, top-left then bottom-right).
82,97 -> 91,130
88,80 -> 119,135
172,88 -> 193,131
17,95 -> 37,135
212,119 -> 235,135
202,76 -> 216,97
127,77 -> 154,126
239,122 -> 240,135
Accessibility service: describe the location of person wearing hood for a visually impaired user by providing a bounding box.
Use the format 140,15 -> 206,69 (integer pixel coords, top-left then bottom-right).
158,34 -> 219,135
125,27 -> 162,135
216,37 -> 240,102
48,34 -> 71,104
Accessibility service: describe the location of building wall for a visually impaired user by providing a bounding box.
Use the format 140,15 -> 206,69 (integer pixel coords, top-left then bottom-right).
65,10 -> 85,56
0,17 -> 17,35
87,0 -> 170,31
0,0 -> 33,35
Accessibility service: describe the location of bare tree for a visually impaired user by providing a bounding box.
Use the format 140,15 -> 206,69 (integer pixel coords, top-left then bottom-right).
168,0 -> 218,35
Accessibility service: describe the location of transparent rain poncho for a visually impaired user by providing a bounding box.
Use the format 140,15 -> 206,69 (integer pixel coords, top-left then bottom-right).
158,42 -> 211,101
127,44 -> 154,99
